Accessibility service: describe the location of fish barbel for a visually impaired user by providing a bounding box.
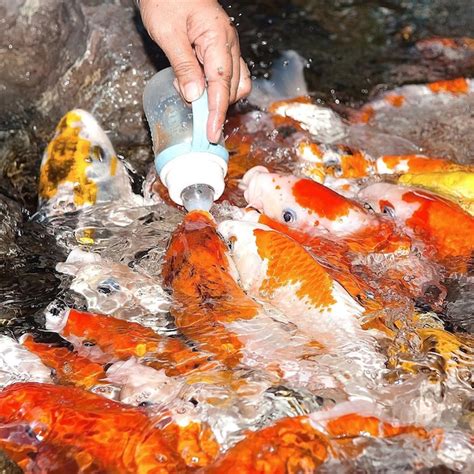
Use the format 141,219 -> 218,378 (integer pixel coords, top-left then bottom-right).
241,166 -> 410,254
358,183 -> 474,271
0,382 -> 219,473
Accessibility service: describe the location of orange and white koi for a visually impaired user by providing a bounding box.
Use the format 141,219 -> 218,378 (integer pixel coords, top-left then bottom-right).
0,382 -> 219,473
38,109 -> 142,217
358,183 -> 474,271
217,219 -> 368,346
241,166 -> 409,253
375,154 -> 473,175
352,78 -> 473,126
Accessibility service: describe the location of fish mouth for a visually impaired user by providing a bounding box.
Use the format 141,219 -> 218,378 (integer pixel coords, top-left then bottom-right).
240,166 -> 270,210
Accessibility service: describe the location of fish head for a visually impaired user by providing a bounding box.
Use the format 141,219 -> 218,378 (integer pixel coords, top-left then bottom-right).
217,219 -> 270,292
38,109 -> 133,216
358,183 -> 420,224
241,166 -> 377,238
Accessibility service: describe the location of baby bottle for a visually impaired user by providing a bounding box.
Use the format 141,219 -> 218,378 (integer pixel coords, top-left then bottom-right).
143,67 -> 229,211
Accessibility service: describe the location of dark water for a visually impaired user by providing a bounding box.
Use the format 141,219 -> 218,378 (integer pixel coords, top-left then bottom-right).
1,0 -> 473,330
227,0 -> 474,104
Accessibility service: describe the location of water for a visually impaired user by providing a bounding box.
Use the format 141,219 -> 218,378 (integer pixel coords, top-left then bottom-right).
1,0 -> 473,471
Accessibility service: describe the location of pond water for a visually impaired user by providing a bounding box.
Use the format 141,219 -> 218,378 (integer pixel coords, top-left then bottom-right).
0,0 -> 472,472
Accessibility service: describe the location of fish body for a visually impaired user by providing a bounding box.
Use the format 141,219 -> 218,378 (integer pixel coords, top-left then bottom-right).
163,211 -> 339,390
162,211 -> 260,368
21,334 -> 106,389
375,154 -> 472,175
217,219 -> 366,345
358,183 -> 474,270
0,383 -> 218,473
242,166 -> 409,253
397,171 -> 474,216
207,402 -> 442,474
47,308 -> 207,376
38,109 -> 141,217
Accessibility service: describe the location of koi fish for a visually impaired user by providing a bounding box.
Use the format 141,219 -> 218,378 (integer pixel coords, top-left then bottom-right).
162,210 -> 260,368
350,78 -> 474,163
207,401 -> 448,473
38,109 -> 142,218
46,307 -> 208,377
358,183 -> 474,271
241,166 -> 409,253
217,219 -> 368,345
375,154 -> 473,175
397,171 -> 474,216
162,210 -> 324,380
0,382 -> 218,473
21,333 -> 106,390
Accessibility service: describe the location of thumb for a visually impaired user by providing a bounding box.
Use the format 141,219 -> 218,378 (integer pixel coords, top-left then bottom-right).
162,35 -> 205,103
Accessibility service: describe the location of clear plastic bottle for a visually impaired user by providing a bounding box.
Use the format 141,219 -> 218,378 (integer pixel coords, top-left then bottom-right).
143,67 -> 229,211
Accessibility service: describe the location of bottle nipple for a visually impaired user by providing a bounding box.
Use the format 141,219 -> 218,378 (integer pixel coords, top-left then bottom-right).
181,184 -> 215,212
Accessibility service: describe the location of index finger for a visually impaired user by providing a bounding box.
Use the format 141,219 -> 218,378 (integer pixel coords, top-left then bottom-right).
202,36 -> 233,143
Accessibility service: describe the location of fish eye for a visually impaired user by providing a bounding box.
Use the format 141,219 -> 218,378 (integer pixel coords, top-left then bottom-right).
282,209 -> 297,223
363,202 -> 375,213
226,235 -> 237,252
92,145 -> 106,161
382,205 -> 396,218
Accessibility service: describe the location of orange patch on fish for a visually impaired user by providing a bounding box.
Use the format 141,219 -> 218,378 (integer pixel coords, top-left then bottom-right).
62,309 -> 206,376
353,105 -> 374,124
22,335 -> 106,389
254,228 -> 337,309
427,78 -> 468,94
292,178 -> 352,220
162,211 -> 259,367
385,94 -> 405,107
402,190 -> 474,265
338,151 -> 371,178
256,214 -> 384,311
325,413 -> 433,441
207,412 -> 440,473
0,383 -> 218,473
379,154 -> 467,174
206,416 -> 329,474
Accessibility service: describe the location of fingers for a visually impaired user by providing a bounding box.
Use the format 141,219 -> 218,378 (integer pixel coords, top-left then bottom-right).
202,34 -> 233,143
229,43 -> 241,103
160,33 -> 205,103
236,57 -> 252,101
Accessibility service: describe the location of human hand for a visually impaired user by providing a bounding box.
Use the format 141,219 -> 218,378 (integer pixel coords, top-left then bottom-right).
139,0 -> 252,143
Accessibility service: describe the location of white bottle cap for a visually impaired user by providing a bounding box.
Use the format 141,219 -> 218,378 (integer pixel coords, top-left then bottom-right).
159,152 -> 227,206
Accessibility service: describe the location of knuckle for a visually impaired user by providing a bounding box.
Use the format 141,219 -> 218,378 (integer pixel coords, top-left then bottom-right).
173,60 -> 198,79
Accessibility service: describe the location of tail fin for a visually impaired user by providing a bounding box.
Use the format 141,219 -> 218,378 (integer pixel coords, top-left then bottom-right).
248,50 -> 309,109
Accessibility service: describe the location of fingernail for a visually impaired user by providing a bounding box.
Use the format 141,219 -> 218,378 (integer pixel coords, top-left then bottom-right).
183,82 -> 202,102
209,127 -> 222,144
